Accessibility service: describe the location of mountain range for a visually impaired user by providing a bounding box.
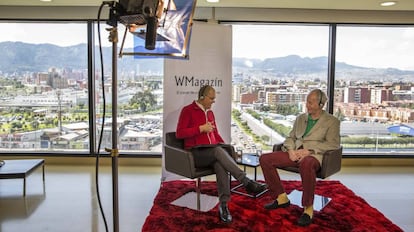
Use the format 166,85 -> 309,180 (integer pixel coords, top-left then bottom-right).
1,41 -> 413,80
233,56 -> 414,81
0,41 -> 163,75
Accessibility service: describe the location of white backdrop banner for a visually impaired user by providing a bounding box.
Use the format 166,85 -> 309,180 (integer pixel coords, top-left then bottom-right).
162,22 -> 232,181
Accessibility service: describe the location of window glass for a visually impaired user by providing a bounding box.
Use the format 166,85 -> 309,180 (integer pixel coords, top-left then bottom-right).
231,24 -> 330,153
3,21 -> 413,157
0,22 -> 89,152
335,26 -> 414,155
94,23 -> 163,154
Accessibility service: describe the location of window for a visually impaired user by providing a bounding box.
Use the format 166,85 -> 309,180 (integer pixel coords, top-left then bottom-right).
94,23 -> 163,154
0,21 -> 89,152
335,25 -> 414,155
231,23 -> 414,156
230,23 -> 330,153
2,20 -> 414,157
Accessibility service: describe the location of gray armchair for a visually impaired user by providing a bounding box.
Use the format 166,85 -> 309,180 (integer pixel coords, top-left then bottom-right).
272,144 -> 343,179
164,132 -> 235,210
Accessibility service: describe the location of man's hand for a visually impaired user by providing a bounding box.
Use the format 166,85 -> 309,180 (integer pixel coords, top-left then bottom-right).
289,149 -> 312,162
288,150 -> 300,162
199,122 -> 215,133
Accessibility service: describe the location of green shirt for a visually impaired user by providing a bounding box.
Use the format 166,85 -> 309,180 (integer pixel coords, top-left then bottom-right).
304,114 -> 318,136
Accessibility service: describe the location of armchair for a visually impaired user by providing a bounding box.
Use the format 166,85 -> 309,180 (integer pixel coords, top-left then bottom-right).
164,132 -> 235,210
272,144 -> 343,179
272,143 -> 343,210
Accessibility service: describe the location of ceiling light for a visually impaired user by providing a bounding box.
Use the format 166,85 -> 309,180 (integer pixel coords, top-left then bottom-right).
380,1 -> 397,7
40,0 -> 52,2
206,0 -> 219,3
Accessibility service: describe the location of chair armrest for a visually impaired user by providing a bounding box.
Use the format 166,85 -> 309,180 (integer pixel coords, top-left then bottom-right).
164,144 -> 197,178
273,143 -> 284,152
272,143 -> 343,179
219,144 -> 237,160
319,146 -> 343,179
191,144 -> 236,160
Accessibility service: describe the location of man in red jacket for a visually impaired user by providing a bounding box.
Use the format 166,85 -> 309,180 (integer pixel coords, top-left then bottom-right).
176,85 -> 267,223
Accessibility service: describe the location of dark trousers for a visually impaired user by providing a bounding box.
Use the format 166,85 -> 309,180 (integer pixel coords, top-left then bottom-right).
193,146 -> 247,203
259,151 -> 320,207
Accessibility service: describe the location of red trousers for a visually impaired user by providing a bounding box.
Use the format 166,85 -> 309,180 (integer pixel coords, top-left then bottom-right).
259,151 -> 321,207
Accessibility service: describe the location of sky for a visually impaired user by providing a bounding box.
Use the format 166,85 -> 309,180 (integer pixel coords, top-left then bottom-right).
0,23 -> 134,47
233,24 -> 414,71
1,23 -> 414,70
0,23 -> 87,46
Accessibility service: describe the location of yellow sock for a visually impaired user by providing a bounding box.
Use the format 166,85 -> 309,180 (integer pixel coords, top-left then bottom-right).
276,193 -> 289,204
304,205 -> 314,218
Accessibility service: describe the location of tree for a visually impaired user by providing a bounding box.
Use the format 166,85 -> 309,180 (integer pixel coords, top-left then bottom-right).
261,105 -> 271,112
31,121 -> 39,130
129,90 -> 157,112
261,135 -> 270,143
275,104 -> 299,115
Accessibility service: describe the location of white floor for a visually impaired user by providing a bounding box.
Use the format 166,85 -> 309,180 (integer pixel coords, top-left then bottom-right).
0,163 -> 413,232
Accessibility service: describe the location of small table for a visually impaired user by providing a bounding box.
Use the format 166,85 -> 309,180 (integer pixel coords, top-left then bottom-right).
288,189 -> 331,211
231,153 -> 268,198
0,159 -> 45,196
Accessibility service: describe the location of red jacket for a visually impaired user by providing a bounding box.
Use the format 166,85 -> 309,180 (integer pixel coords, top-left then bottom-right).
176,101 -> 224,150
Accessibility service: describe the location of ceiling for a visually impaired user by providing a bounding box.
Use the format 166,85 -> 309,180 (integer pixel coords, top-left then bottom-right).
1,0 -> 414,11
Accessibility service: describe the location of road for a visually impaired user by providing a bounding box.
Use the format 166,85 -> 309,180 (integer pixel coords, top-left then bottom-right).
240,112 -> 285,145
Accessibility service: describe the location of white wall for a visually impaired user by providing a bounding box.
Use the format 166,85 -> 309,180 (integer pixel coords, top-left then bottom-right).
162,21 -> 232,181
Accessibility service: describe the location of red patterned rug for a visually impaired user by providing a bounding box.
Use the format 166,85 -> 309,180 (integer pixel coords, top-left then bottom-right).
142,180 -> 402,232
